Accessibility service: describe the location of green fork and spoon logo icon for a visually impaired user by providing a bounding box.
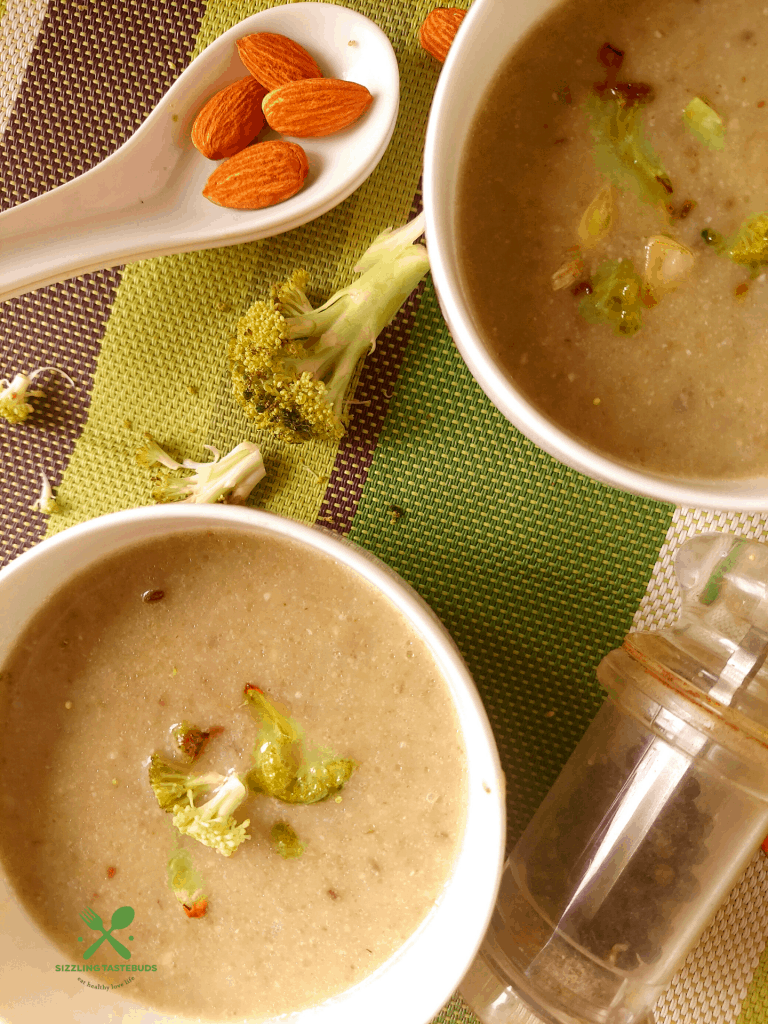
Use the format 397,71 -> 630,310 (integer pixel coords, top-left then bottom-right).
79,905 -> 135,960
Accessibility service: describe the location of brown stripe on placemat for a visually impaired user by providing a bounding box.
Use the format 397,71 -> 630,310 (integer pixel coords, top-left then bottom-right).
317,192 -> 427,535
0,272 -> 121,566
0,0 -> 206,567
0,0 -> 205,208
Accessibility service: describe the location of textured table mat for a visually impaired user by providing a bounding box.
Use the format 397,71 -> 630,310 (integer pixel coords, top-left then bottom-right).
1,2 -> 767,1022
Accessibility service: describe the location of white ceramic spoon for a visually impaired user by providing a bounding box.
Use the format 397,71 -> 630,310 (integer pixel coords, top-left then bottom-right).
0,3 -> 399,303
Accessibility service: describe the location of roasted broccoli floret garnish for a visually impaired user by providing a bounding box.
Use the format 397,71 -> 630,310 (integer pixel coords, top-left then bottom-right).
0,367 -> 74,424
172,721 -> 211,763
136,435 -> 265,504
229,212 -> 429,444
243,685 -> 356,803
172,774 -> 251,857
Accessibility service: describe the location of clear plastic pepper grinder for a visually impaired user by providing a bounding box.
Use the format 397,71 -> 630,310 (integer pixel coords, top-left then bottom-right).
461,533 -> 768,1024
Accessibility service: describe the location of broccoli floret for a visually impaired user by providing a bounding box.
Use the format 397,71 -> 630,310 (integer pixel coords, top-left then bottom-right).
32,470 -> 61,515
147,753 -> 224,810
137,435 -> 265,504
229,212 -> 429,443
148,755 -> 250,856
0,367 -> 74,425
243,685 -> 356,803
172,774 -> 251,857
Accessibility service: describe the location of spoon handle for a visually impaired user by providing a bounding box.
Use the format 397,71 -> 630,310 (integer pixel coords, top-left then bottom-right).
0,101 -> 187,302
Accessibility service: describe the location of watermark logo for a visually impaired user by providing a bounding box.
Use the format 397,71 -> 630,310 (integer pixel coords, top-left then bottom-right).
77,905 -> 135,960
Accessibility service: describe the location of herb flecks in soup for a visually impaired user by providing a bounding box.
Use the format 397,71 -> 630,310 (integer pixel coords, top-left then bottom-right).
458,0 -> 768,479
0,530 -> 467,1021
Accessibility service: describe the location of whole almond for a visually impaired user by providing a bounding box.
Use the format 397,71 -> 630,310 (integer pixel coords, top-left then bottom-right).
237,32 -> 322,90
263,79 -> 373,138
202,140 -> 309,210
419,8 -> 466,63
192,77 -> 268,160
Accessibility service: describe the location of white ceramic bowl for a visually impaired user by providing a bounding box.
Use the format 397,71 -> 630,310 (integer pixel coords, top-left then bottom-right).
0,506 -> 505,1024
423,0 -> 768,511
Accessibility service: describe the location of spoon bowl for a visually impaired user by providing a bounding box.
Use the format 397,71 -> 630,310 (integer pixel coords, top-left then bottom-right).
0,3 -> 399,302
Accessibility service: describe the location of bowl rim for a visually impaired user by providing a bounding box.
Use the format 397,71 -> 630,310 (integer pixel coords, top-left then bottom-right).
0,504 -> 506,1024
423,0 -> 768,512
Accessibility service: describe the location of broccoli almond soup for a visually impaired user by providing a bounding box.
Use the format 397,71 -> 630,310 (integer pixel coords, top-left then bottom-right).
458,0 -> 768,479
0,529 -> 467,1020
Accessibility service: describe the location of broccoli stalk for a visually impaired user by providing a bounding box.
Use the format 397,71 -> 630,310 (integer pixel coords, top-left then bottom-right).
172,774 -> 251,857
230,212 -> 429,443
0,367 -> 74,425
136,435 -> 265,504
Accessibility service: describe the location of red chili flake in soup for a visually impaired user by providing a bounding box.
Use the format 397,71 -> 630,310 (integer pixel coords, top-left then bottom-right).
107,867 -> 117,879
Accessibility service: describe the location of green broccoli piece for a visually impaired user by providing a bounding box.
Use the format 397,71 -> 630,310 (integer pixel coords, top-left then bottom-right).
147,753 -> 225,810
725,213 -> 768,274
32,470 -> 61,515
171,721 -> 211,762
0,367 -> 74,425
683,96 -> 726,151
579,258 -> 644,336
172,774 -> 251,857
243,685 -> 356,803
586,89 -> 673,211
148,755 -> 250,856
229,212 -> 429,444
167,848 -> 208,917
271,821 -> 305,859
136,435 -> 265,504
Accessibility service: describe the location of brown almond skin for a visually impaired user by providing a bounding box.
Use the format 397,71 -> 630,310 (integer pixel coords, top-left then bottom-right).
202,140 -> 309,210
191,78 -> 268,160
237,32 -> 322,90
419,8 -> 466,63
263,79 -> 373,138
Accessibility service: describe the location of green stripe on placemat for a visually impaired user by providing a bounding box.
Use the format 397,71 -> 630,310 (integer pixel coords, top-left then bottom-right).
43,0 -> 462,537
347,276 -> 673,841
739,944 -> 768,1024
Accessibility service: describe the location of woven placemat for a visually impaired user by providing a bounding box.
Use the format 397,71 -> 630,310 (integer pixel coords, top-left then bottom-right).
1,3 -> 767,1023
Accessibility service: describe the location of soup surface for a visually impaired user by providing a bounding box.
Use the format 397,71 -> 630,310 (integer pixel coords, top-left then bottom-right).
459,0 -> 768,479
0,529 -> 467,1020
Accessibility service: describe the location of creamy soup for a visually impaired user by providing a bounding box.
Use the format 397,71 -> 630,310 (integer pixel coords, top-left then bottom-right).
0,529 -> 467,1020
458,0 -> 768,480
